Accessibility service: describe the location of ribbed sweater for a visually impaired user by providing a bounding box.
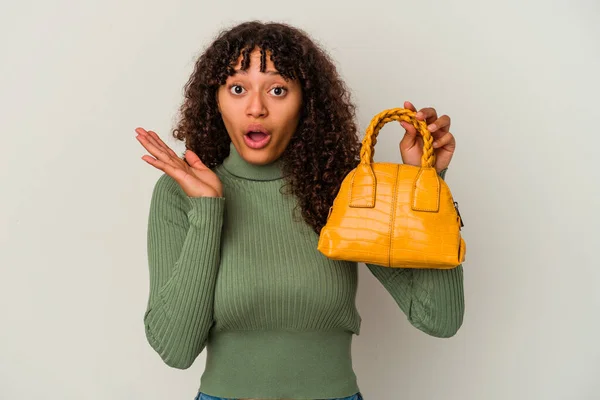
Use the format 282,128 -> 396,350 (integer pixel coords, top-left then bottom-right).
143,142 -> 465,399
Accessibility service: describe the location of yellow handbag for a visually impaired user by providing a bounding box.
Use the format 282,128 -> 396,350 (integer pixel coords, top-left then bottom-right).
317,107 -> 466,269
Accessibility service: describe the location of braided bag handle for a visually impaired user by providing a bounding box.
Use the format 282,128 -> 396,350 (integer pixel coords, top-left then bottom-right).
359,108 -> 436,168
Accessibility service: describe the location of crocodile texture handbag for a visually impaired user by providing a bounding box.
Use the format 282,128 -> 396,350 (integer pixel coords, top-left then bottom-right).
317,107 -> 466,269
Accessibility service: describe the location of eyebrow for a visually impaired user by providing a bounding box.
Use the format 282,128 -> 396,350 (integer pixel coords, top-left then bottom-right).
231,70 -> 281,76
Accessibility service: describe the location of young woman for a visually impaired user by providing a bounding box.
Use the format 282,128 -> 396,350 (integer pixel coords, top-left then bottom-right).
135,20 -> 464,400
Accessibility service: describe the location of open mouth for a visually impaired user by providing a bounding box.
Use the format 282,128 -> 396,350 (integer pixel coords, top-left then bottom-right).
246,131 -> 269,142
243,125 -> 272,149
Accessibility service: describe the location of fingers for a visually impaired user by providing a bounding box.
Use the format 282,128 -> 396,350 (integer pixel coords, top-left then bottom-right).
136,128 -> 179,158
184,149 -> 209,170
136,131 -> 170,163
399,120 -> 418,137
404,101 -> 438,127
399,119 -> 423,152
136,128 -> 187,178
403,102 -> 451,134
427,114 -> 451,134
415,107 -> 438,126
147,129 -> 180,159
432,131 -> 456,149
141,154 -> 188,182
136,128 -> 177,163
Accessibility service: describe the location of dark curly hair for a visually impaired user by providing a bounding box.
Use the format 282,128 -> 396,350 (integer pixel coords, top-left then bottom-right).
172,20 -> 362,235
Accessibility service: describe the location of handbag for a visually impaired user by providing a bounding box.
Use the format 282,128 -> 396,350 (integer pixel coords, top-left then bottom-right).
317,107 -> 466,269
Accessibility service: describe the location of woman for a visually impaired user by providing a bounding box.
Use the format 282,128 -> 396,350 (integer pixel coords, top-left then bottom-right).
135,20 -> 464,400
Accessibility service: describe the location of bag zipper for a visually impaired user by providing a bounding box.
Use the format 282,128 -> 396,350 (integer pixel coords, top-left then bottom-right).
454,201 -> 464,228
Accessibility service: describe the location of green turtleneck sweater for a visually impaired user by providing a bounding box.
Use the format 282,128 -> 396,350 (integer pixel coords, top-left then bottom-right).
143,142 -> 464,399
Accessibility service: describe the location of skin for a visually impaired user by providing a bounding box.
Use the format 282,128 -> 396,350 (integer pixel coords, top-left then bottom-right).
216,48 -> 303,166
399,101 -> 456,173
135,51 -> 456,198
135,127 -> 224,198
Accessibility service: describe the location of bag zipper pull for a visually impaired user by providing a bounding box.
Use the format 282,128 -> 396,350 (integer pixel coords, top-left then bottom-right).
454,201 -> 464,228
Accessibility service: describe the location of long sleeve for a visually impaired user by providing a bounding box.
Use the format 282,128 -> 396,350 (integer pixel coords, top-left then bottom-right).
365,263 -> 464,337
365,167 -> 465,338
143,173 -> 225,369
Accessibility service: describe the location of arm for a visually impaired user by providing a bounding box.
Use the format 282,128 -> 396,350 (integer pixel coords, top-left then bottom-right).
143,173 -> 225,369
365,263 -> 464,338
365,167 -> 465,338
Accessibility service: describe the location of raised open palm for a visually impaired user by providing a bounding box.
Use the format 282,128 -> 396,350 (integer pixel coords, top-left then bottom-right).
135,127 -> 223,198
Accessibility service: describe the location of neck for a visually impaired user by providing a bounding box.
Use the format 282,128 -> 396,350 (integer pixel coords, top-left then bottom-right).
221,142 -> 285,181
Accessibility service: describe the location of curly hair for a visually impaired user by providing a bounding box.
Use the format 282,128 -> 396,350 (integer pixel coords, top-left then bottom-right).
172,20 -> 362,235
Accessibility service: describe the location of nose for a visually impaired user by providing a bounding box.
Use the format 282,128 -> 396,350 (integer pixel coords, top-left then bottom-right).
246,91 -> 268,118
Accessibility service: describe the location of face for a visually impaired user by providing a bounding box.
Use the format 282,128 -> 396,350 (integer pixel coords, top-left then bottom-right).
216,48 -> 303,165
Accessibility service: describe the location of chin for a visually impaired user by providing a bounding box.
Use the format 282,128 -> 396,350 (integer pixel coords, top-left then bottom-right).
240,147 -> 281,165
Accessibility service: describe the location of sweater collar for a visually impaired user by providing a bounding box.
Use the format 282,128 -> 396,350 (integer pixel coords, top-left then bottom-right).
221,141 -> 285,181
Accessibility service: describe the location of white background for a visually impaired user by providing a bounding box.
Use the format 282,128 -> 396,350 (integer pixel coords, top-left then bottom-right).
1,0 -> 599,399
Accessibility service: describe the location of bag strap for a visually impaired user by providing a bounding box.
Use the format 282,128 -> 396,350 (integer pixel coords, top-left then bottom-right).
360,107 -> 436,168
349,108 -> 439,209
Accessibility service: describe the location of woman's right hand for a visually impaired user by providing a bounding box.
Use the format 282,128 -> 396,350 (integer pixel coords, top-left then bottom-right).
135,127 -> 223,198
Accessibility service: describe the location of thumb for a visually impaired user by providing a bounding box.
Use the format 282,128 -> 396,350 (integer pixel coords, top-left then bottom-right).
184,149 -> 208,170
399,121 -> 418,148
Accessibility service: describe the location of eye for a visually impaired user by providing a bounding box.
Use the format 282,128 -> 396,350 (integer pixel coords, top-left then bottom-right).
269,86 -> 287,96
229,85 -> 245,95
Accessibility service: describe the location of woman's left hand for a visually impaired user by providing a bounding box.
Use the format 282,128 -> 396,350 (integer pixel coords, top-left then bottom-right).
398,101 -> 456,173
